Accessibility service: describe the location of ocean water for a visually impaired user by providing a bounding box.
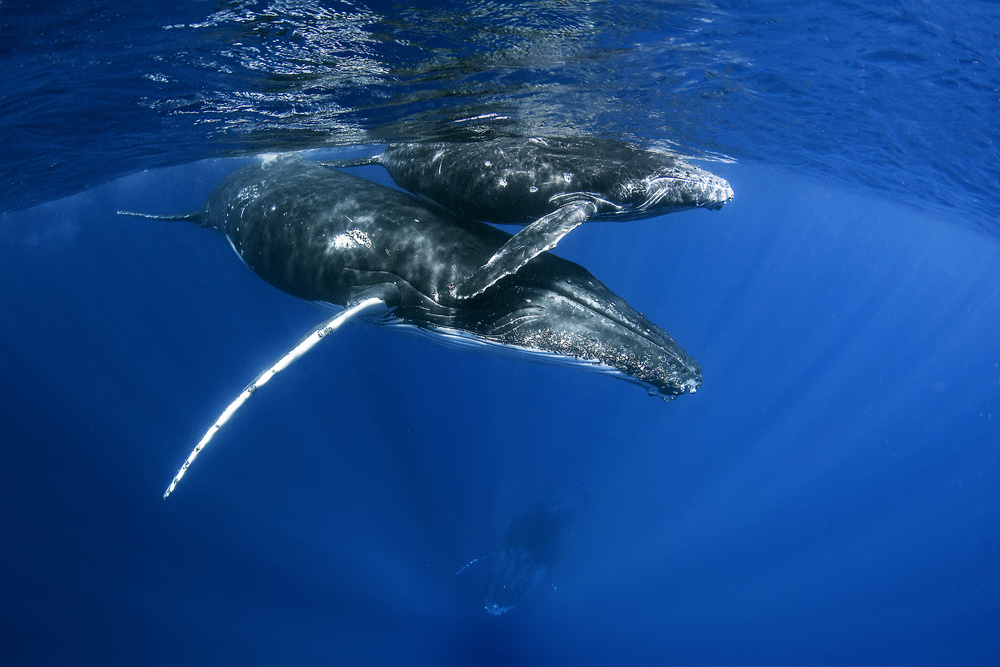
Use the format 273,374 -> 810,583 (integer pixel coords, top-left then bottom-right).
1,1 -> 998,665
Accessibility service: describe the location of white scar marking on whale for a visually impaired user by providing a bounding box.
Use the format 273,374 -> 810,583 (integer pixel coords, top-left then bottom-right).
330,228 -> 372,250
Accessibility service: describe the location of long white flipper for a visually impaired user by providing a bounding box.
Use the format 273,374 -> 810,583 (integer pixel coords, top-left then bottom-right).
455,549 -> 496,576
162,297 -> 385,499
454,200 -> 596,299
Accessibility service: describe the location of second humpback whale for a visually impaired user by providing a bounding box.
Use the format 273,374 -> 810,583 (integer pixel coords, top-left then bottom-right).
457,483 -> 598,616
322,137 -> 733,297
121,153 -> 700,497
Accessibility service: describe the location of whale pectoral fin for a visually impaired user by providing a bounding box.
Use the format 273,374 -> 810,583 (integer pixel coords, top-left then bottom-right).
117,209 -> 211,228
318,156 -> 380,169
456,547 -> 498,576
161,297 -> 386,499
454,200 -> 597,299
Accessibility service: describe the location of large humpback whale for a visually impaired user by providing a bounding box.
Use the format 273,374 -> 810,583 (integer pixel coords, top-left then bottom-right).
121,153 -> 700,497
323,137 -> 733,297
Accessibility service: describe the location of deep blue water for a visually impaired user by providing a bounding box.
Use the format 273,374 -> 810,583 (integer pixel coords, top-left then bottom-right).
1,1 -> 999,665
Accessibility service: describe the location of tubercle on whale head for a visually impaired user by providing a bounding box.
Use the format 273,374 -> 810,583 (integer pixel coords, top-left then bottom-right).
645,172 -> 733,212
655,376 -> 700,399
700,175 -> 735,211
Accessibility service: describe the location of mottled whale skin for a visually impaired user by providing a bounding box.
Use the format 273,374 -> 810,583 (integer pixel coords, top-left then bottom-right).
326,136 -> 734,224
322,137 -> 732,297
183,153 -> 701,400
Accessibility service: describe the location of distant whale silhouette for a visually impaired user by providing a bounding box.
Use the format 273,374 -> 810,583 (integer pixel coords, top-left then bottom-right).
457,483 -> 598,616
120,153 -> 700,497
322,136 -> 733,297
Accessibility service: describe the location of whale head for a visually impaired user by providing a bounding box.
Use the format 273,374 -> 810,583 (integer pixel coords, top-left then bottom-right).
484,546 -> 549,616
619,160 -> 734,216
388,253 -> 703,401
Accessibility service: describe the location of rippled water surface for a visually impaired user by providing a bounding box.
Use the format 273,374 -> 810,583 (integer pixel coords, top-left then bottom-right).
3,0 -> 998,228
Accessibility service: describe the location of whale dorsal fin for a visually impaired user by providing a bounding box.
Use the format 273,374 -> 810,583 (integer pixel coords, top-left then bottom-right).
455,200 -> 597,299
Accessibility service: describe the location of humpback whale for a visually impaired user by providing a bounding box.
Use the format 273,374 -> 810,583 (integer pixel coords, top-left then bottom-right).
322,137 -> 733,297
457,484 -> 596,615
121,153 -> 700,497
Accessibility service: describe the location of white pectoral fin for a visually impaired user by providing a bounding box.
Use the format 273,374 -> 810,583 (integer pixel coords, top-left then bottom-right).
454,200 -> 597,299
318,156 -> 380,168
455,547 -> 497,576
162,297 -> 385,499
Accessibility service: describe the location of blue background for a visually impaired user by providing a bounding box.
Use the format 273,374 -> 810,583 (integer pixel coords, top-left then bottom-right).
1,1 -> 998,665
